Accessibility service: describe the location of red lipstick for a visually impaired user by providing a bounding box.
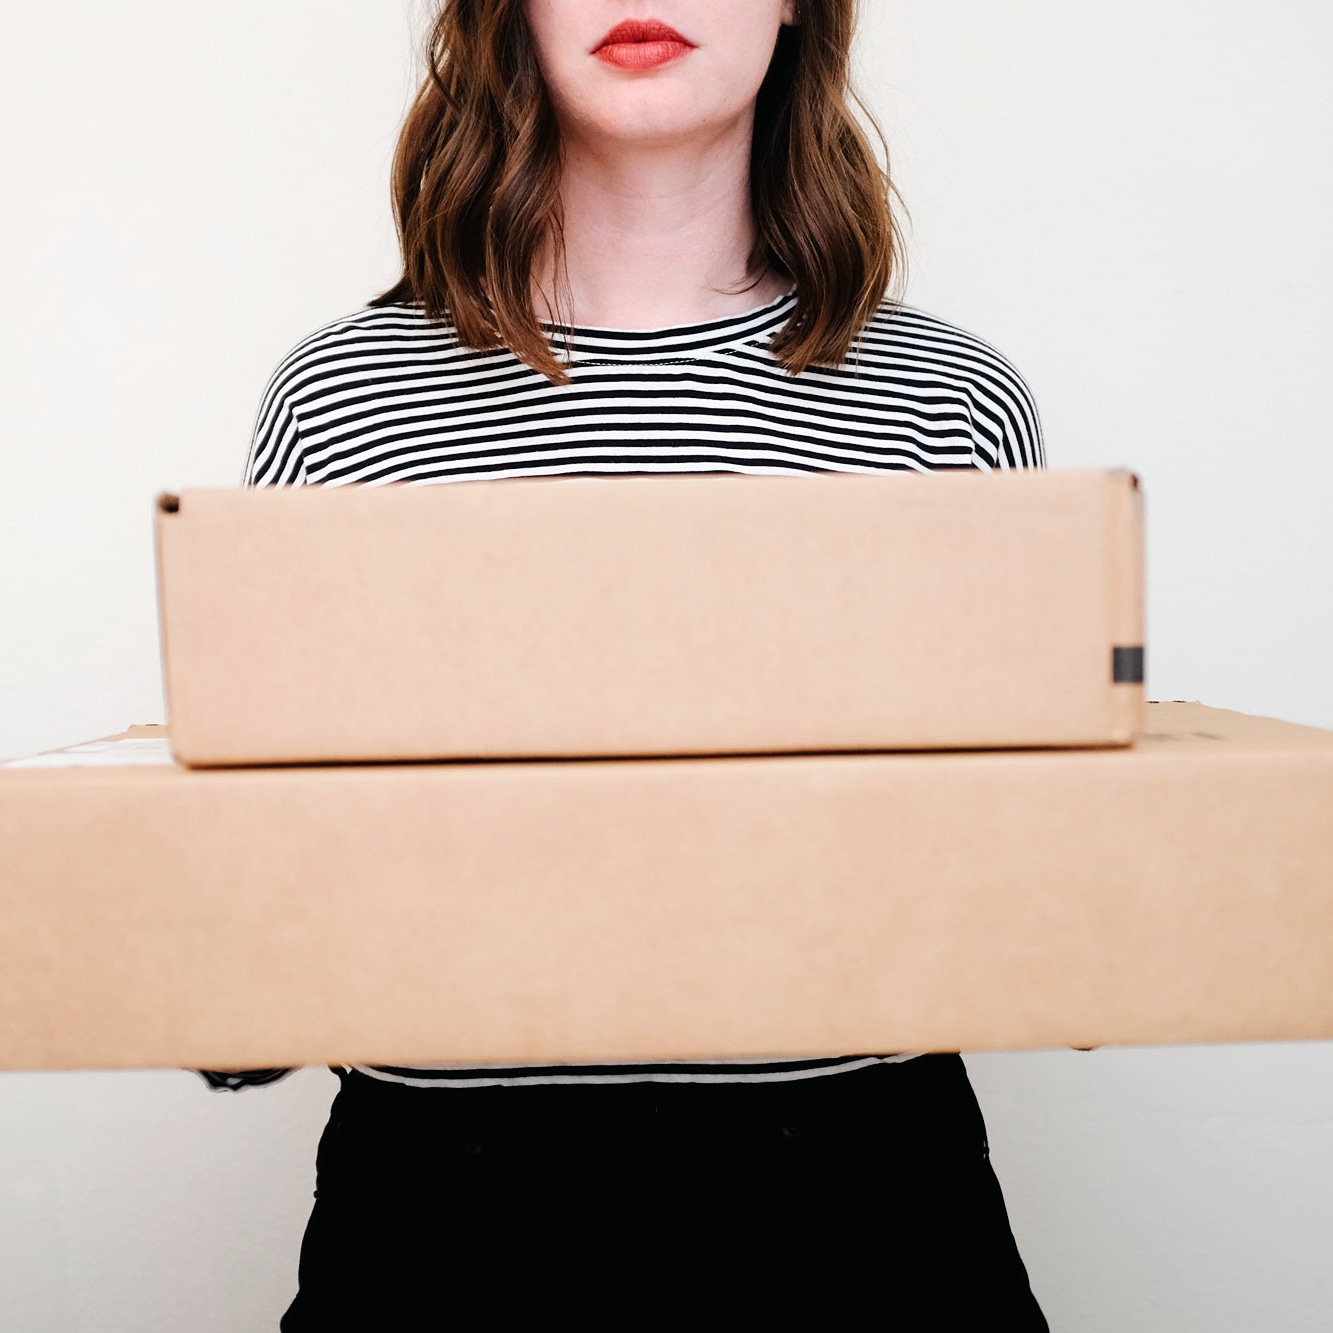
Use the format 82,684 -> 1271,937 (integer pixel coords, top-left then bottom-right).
593,19 -> 696,71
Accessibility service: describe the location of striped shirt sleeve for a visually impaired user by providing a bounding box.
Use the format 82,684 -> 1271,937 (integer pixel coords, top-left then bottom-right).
243,344 -> 314,487
966,343 -> 1046,471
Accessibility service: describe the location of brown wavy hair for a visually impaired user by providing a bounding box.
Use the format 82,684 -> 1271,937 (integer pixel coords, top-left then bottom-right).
374,0 -> 901,382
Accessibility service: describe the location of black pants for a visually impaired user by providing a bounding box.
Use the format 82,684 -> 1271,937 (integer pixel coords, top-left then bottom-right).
282,1055 -> 1047,1328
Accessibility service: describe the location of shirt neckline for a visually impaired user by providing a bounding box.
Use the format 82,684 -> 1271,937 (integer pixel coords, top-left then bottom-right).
538,288 -> 797,360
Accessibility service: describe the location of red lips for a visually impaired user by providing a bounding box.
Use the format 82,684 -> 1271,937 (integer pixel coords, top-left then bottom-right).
593,18 -> 696,70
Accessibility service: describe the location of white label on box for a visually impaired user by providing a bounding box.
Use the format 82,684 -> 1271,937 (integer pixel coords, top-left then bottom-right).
2,738 -> 177,769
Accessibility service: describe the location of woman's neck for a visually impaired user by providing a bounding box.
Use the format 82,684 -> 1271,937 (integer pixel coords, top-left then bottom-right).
537,118 -> 790,330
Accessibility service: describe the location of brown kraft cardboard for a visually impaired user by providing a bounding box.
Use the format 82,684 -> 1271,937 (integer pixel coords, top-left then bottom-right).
1,703 -> 1329,1073
155,468 -> 1145,765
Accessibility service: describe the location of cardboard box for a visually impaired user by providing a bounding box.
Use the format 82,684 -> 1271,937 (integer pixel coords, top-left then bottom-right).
155,469 -> 1145,765
1,703 -> 1330,1073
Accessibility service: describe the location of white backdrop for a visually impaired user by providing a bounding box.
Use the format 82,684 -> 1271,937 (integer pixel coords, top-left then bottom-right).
1,2 -> 1331,1328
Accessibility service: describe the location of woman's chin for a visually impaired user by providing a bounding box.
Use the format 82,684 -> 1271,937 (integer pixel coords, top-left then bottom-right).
561,98 -> 745,153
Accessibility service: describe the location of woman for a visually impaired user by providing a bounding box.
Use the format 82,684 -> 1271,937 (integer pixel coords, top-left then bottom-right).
229,1 -> 1048,1325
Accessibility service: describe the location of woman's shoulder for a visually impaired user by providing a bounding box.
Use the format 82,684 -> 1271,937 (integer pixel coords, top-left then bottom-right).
263,303 -> 457,393
248,304 -> 465,485
856,301 -> 1034,391
851,300 -> 1045,468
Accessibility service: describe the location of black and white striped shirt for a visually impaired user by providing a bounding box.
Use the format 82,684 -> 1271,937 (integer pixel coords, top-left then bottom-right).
218,289 -> 1043,1092
247,290 -> 1042,486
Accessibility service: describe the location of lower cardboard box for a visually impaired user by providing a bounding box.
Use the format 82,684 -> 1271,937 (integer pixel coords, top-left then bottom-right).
1,702 -> 1331,1072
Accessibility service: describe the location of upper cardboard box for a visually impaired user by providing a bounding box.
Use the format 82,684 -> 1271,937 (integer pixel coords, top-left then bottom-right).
156,469 -> 1145,766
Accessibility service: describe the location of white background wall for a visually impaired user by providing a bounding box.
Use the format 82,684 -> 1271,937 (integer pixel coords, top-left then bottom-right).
1,2 -> 1329,1327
